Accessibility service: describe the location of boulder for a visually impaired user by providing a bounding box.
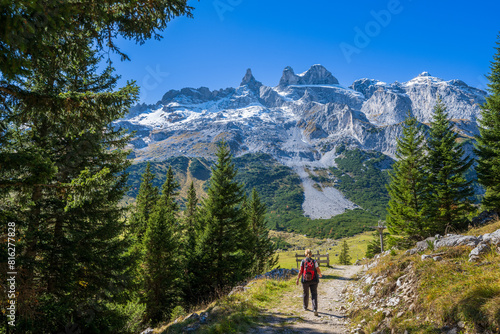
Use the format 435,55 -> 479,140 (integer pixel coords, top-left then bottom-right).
434,235 -> 480,249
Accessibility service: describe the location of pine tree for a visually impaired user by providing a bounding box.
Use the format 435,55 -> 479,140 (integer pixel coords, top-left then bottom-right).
426,98 -> 474,234
0,2 -> 194,332
338,240 -> 351,265
386,113 -> 430,241
130,162 -> 160,240
475,34 -> 500,212
142,205 -> 181,324
142,167 -> 182,323
184,181 -> 199,255
1,45 -> 138,332
246,188 -> 278,275
194,141 -> 250,296
159,166 -> 180,212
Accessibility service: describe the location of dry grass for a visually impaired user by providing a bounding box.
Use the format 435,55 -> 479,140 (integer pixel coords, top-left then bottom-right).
349,219 -> 500,333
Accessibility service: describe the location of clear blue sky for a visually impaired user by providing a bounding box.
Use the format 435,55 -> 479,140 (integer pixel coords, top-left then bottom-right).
109,0 -> 500,104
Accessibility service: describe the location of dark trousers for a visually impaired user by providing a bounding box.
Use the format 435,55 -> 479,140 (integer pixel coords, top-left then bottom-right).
302,281 -> 318,311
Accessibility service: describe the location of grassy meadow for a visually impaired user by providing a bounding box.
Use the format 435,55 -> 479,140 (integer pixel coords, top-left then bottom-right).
270,230 -> 375,269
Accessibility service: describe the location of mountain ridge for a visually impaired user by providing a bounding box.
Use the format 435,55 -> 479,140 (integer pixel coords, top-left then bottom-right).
117,64 -> 486,220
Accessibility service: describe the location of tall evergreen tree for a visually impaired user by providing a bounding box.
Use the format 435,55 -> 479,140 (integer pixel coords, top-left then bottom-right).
194,141 -> 250,296
130,162 -> 160,240
475,34 -> 500,212
142,168 -> 182,323
0,2 -> 194,332
183,182 -> 199,255
338,240 -> 351,265
386,113 -> 430,241
0,45 -> 138,332
246,188 -> 278,275
159,166 -> 180,212
426,98 -> 474,234
142,204 -> 181,324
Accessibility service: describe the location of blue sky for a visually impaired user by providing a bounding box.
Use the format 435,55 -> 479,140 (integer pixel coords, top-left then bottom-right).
110,0 -> 500,104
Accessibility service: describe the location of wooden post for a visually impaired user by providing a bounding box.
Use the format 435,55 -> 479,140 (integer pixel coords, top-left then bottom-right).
369,220 -> 387,252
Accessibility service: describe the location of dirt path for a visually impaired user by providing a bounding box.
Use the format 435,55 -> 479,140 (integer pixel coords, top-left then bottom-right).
249,265 -> 364,334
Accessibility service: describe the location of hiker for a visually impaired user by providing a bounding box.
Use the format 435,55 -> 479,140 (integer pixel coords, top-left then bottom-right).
296,249 -> 322,316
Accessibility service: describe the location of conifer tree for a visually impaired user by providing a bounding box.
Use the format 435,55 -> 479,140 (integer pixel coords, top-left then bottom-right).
184,182 -> 199,255
246,188 -> 278,275
159,166 -> 180,212
426,98 -> 474,234
1,45 -> 138,332
130,162 -> 160,240
195,141 -> 250,295
475,34 -> 500,212
0,2 -> 194,332
338,240 -> 351,265
386,113 -> 429,241
142,205 -> 181,324
142,167 -> 182,323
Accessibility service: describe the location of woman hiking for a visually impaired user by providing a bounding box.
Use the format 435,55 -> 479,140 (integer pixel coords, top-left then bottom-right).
296,249 -> 322,316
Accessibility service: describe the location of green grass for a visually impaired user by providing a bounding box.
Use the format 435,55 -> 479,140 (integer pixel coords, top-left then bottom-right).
272,231 -> 374,269
158,279 -> 297,334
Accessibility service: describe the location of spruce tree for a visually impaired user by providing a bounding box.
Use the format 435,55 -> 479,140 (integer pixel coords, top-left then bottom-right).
142,168 -> 182,323
246,188 -> 278,275
159,166 -> 180,212
195,141 -> 250,296
130,162 -> 160,241
0,2 -> 194,332
338,240 -> 351,265
386,113 -> 429,241
142,205 -> 181,324
184,182 -> 199,256
426,98 -> 474,234
475,34 -> 500,212
1,45 -> 138,332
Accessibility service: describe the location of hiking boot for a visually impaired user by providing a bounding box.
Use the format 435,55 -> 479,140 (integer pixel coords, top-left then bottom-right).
303,307 -> 308,311
314,311 -> 319,316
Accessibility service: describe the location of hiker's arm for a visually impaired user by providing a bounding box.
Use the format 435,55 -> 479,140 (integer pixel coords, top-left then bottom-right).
316,267 -> 322,278
296,266 -> 303,285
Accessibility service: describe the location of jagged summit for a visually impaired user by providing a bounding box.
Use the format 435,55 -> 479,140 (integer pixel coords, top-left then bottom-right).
418,71 -> 432,77
278,64 -> 339,87
240,68 -> 262,91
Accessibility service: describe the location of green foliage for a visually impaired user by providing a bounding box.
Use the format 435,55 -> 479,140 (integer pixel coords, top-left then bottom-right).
130,162 -> 160,241
246,188 -> 279,275
271,237 -> 293,250
193,141 -> 252,296
338,240 -> 351,265
475,34 -> 500,212
170,306 -> 187,322
365,232 -> 389,259
143,204 -> 182,324
330,149 -> 393,219
426,98 -> 474,234
386,114 -> 429,241
126,152 -> 385,239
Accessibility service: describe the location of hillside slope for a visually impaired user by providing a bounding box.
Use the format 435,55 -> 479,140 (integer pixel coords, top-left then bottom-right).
124,151 -> 392,238
344,220 -> 500,334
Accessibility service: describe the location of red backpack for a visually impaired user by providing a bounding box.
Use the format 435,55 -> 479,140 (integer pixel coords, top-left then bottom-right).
302,258 -> 316,282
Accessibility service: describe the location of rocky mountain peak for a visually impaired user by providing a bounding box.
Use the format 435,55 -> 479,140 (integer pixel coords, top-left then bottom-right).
278,64 -> 339,87
418,71 -> 432,77
240,68 -> 262,91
